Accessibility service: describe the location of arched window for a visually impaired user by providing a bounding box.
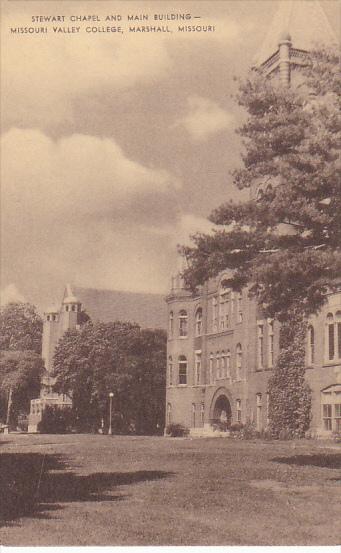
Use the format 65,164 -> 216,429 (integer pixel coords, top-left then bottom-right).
46,315 -> 50,321
236,343 -> 242,380
209,353 -> 214,384
168,356 -> 173,386
195,308 -> 203,336
307,325 -> 315,365
179,310 -> 188,338
268,320 -> 274,367
326,313 -> 335,361
219,281 -> 230,330
200,402 -> 205,426
169,311 -> 174,338
65,305 -> 69,312
216,352 -> 221,379
71,305 -> 76,312
258,323 -> 264,369
194,351 -> 201,385
167,403 -> 172,425
237,292 -> 243,323
212,297 -> 218,332
326,311 -> 341,362
178,355 -> 187,385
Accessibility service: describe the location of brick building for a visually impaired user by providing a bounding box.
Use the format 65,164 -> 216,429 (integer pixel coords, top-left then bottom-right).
165,0 -> 341,438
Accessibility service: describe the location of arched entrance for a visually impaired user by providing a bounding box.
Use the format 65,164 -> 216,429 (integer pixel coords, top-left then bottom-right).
211,394 -> 232,429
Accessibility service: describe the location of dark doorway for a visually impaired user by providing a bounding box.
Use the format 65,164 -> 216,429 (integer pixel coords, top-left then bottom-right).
212,395 -> 232,428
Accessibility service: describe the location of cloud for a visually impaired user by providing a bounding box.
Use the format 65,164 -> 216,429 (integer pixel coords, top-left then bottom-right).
1,128 -> 183,295
1,8 -> 171,129
174,96 -> 233,141
0,284 -> 26,306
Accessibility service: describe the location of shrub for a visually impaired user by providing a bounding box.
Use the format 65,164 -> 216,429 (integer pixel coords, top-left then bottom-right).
166,423 -> 189,437
37,405 -> 74,434
230,422 -> 244,432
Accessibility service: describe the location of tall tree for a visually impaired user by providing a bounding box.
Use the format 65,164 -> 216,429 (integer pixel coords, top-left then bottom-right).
52,321 -> 166,434
0,302 -> 43,353
0,350 -> 44,425
181,47 -> 340,437
182,47 -> 340,322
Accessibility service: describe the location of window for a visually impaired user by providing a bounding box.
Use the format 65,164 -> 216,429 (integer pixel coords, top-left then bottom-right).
258,323 -> 264,369
323,404 -> 332,430
225,350 -> 231,378
209,353 -> 214,384
321,386 -> 341,432
195,308 -> 203,336
212,297 -> 218,332
167,403 -> 172,425
192,403 -> 196,427
179,310 -> 188,338
236,343 -> 242,380
266,392 -> 270,425
268,320 -> 274,368
168,356 -> 173,386
307,325 -> 315,365
326,312 -> 341,362
200,403 -> 205,425
194,351 -> 201,385
46,315 -> 50,321
169,311 -> 174,338
236,399 -> 242,423
52,314 -> 57,321
65,305 -> 69,312
221,350 -> 229,379
178,355 -> 187,385
256,393 -> 262,431
219,284 -> 230,330
71,305 -> 76,312
237,293 -> 243,323
215,352 -> 220,379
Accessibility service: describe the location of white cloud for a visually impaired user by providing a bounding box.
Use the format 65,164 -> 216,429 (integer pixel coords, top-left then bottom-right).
1,127 -> 182,294
0,284 -> 26,306
2,9 -> 171,128
174,96 -> 233,141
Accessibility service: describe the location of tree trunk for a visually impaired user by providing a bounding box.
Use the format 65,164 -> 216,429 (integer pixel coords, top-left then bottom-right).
6,386 -> 13,426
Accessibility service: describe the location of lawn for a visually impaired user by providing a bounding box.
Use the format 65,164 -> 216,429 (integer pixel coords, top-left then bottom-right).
0,433 -> 340,546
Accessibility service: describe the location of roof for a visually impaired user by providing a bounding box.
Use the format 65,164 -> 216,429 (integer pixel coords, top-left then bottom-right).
253,0 -> 338,67
62,283 -> 80,304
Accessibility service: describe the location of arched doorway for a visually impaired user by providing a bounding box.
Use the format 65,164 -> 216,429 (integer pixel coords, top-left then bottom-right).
211,394 -> 232,429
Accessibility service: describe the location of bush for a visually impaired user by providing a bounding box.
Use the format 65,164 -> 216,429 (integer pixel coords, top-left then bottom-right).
37,405 -> 74,433
166,423 -> 189,437
230,422 -> 244,432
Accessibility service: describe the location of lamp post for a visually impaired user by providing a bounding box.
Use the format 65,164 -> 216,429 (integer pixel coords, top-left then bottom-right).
108,392 -> 114,435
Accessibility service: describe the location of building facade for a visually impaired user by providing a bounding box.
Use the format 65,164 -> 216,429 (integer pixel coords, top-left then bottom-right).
165,1 -> 340,438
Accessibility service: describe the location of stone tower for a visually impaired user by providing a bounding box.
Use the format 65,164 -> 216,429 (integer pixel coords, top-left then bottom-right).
28,284 -> 83,432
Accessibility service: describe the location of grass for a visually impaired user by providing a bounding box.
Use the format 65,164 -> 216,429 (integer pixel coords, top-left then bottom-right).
0,433 -> 340,546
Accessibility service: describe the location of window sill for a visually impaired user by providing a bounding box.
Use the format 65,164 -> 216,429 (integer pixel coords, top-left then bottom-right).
322,360 -> 341,368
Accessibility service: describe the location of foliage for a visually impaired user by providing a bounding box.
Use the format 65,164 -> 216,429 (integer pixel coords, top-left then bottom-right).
0,350 -> 44,425
37,405 -> 74,434
165,423 -> 189,437
53,322 -> 166,434
0,302 -> 43,353
268,311 -> 312,439
181,47 -> 341,322
230,420 -> 259,440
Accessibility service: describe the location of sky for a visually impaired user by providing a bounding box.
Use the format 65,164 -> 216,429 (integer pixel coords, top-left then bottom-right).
1,0 -> 339,310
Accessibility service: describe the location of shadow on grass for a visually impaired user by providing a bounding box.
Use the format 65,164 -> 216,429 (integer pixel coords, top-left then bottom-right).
0,452 -> 173,526
272,453 -> 341,469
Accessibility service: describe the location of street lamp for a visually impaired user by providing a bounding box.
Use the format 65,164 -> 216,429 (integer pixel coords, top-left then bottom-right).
108,392 -> 114,435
